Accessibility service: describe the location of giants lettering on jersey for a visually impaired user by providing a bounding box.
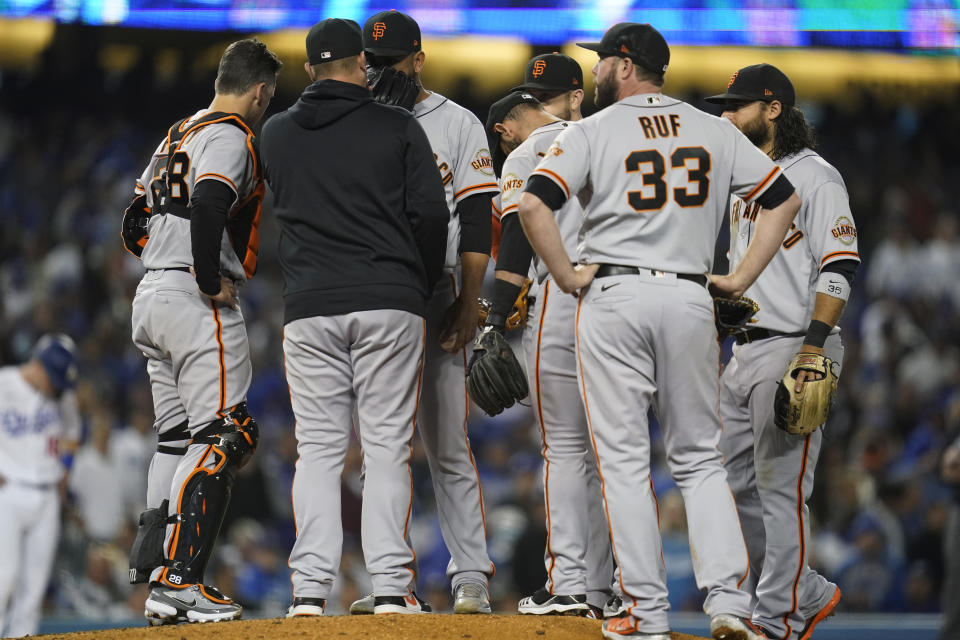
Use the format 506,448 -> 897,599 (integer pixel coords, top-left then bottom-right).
831,216 -> 857,245
732,200 -> 804,249
434,153 -> 453,186
471,149 -> 494,175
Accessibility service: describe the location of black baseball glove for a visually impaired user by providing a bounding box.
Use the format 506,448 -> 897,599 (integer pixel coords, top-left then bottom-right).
714,295 -> 760,337
467,326 -> 529,416
366,65 -> 420,111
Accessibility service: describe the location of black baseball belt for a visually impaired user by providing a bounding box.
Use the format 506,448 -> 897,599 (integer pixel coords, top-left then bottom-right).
594,264 -> 708,287
735,327 -> 804,345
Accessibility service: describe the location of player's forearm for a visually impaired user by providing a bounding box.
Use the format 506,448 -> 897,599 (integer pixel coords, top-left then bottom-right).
518,193 -> 575,290
729,192 -> 800,292
459,251 -> 489,300
190,180 -> 235,296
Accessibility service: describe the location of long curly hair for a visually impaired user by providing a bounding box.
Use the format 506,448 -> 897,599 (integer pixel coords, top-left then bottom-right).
771,105 -> 817,161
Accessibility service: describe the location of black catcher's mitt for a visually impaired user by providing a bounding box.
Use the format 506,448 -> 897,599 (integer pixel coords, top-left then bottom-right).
714,295 -> 759,336
467,326 -> 529,416
367,65 -> 420,111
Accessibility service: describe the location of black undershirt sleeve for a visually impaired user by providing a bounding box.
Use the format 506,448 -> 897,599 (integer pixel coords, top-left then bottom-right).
190,179 -> 236,296
820,258 -> 859,286
457,192 -> 493,255
495,214 -> 536,277
754,173 -> 795,210
525,174 -> 568,211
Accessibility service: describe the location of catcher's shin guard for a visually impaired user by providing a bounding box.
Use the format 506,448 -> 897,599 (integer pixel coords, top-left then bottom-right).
159,404 -> 259,587
129,499 -> 175,583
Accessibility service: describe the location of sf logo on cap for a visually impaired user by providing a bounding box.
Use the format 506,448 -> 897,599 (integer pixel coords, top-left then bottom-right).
372,21 -> 386,39
532,60 -> 546,77
727,70 -> 739,88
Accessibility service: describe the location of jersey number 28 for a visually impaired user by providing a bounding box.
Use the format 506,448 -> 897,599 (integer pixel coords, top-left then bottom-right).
625,146 -> 710,211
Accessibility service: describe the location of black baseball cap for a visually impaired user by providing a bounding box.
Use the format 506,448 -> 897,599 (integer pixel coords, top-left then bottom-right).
363,10 -> 422,57
512,52 -> 583,93
577,22 -> 670,74
485,91 -> 541,177
306,18 -> 362,65
705,63 -> 796,107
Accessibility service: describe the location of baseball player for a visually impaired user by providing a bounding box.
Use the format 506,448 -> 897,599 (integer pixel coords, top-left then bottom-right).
0,335 -> 80,638
122,39 -> 281,624
517,23 -> 802,640
349,10 -> 498,614
706,64 -> 858,640
481,54 -> 615,619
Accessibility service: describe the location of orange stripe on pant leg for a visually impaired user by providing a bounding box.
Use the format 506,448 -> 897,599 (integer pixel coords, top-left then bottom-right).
534,281 -> 557,591
210,300 -> 226,417
782,434 -> 812,637
575,294 -> 637,613
649,477 -> 664,567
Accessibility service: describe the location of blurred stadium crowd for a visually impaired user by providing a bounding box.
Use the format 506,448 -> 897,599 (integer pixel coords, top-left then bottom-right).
0,58 -> 958,627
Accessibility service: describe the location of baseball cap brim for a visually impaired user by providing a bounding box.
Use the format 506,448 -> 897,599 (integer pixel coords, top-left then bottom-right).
510,81 -> 569,93
704,91 -> 769,104
363,45 -> 413,57
575,41 -> 608,53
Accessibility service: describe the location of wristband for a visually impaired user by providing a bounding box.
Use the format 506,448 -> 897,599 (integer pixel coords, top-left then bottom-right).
803,320 -> 831,349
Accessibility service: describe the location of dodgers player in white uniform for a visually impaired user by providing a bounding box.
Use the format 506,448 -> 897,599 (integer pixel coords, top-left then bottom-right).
356,10 -> 497,614
122,39 -> 280,624
517,23 -> 802,640
0,335 -> 80,638
484,58 -> 615,618
706,65 -> 858,640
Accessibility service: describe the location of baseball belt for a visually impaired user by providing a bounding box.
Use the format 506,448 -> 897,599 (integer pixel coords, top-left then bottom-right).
594,264 -> 708,287
734,327 -> 805,345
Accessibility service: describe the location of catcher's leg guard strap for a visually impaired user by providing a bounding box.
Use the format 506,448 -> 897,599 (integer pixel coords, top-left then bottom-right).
160,404 -> 259,586
129,499 -> 177,583
157,419 -> 190,455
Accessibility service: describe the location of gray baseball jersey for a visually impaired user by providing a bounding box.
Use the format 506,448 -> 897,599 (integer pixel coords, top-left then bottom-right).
533,94 -> 782,273
500,121 -> 583,283
502,122 -> 613,608
720,148 -> 857,638
137,109 -> 261,281
414,92 -> 499,269
729,149 -> 860,332
530,93 -> 788,633
412,92 -> 497,589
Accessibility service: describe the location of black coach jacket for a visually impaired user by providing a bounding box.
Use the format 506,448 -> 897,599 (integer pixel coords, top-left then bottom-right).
261,79 -> 447,323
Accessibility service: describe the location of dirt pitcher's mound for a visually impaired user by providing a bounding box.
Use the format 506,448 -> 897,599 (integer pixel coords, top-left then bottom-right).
40,615 -> 710,640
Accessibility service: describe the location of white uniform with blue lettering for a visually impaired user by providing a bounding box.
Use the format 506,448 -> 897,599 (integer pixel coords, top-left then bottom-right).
500,121 -> 614,608
530,93 -> 784,633
0,368 -> 80,637
719,148 -> 858,638
413,91 -> 499,589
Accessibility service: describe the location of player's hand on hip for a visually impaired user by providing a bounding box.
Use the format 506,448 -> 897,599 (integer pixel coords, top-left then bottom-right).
556,263 -> 599,295
439,295 -> 479,353
794,346 -> 825,393
708,273 -> 745,299
190,267 -> 239,310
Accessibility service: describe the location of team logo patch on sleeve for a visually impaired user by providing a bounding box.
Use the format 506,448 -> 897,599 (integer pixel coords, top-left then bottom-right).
472,149 -> 494,176
831,216 -> 857,245
547,142 -> 563,156
501,173 -> 524,199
